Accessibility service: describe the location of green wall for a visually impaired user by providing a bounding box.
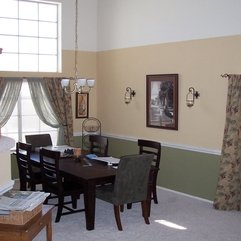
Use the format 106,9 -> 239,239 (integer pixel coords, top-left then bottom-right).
100,137 -> 220,201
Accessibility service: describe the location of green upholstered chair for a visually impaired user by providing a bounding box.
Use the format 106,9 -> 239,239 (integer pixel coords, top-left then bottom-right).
96,154 -> 153,231
16,142 -> 43,191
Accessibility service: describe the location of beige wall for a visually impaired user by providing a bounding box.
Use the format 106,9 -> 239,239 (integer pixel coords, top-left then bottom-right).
1,50 -> 98,135
97,35 -> 241,151
0,151 -> 11,186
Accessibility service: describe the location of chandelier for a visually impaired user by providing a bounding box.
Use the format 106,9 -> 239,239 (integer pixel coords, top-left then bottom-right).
61,0 -> 95,94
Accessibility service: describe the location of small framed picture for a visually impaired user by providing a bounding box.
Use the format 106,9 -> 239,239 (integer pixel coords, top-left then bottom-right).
76,93 -> 89,118
146,74 -> 178,130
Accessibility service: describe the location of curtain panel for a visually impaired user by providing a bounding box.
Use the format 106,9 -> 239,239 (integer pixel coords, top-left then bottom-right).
43,78 -> 74,146
214,75 -> 241,210
0,78 -> 22,128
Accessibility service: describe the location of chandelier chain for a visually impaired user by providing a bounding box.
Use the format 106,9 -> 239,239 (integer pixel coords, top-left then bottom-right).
74,0 -> 79,80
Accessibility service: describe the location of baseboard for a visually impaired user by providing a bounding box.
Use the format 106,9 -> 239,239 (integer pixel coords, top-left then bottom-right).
157,186 -> 213,204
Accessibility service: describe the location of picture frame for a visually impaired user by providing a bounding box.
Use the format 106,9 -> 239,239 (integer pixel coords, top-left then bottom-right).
146,74 -> 178,130
76,93 -> 89,118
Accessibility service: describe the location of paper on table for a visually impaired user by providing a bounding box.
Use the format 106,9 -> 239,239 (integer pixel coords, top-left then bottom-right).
94,156 -> 120,165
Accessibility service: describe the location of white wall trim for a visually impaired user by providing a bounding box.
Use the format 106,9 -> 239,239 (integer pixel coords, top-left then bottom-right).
74,132 -> 221,155
157,186 -> 213,204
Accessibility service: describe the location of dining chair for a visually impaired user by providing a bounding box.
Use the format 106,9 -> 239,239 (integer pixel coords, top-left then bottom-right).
16,142 -> 42,191
96,154 -> 153,231
89,135 -> 108,156
25,133 -> 53,152
39,148 -> 85,222
138,139 -> 161,204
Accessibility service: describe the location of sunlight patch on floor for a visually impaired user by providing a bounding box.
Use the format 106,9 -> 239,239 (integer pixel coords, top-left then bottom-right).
155,220 -> 187,230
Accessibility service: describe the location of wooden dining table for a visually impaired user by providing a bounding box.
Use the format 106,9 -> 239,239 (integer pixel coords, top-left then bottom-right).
30,152 -> 116,231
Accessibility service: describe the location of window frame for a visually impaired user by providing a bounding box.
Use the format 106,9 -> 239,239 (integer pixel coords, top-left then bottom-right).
0,0 -> 62,73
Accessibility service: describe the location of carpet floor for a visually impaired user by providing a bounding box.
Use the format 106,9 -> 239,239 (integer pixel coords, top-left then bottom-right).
33,188 -> 241,241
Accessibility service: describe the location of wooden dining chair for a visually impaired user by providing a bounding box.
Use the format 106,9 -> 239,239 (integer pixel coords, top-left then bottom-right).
89,135 -> 108,156
16,142 -> 42,191
138,139 -> 161,204
96,154 -> 153,231
25,133 -> 53,152
40,148 -> 85,222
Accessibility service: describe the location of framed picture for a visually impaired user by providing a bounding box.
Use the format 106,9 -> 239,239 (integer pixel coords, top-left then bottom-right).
76,93 -> 89,118
146,74 -> 178,130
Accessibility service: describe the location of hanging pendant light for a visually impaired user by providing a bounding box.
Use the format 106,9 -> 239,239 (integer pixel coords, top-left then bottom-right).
61,0 -> 95,94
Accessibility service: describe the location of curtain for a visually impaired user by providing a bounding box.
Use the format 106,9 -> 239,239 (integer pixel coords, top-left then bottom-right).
0,78 -> 22,128
27,78 -> 62,142
42,78 -> 74,146
213,75 -> 241,210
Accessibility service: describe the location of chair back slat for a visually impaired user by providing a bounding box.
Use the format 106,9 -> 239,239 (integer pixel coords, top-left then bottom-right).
89,135 -> 108,156
138,139 -> 161,169
25,134 -> 52,152
16,142 -> 42,191
40,148 -> 62,192
16,142 -> 32,182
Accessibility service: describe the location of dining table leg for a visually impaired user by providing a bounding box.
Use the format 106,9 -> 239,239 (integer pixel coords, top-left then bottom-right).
83,180 -> 96,230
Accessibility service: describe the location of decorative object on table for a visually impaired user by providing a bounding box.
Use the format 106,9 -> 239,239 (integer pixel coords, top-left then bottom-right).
64,148 -> 74,155
124,87 -> 136,104
76,92 -> 89,118
186,87 -> 200,107
73,148 -> 82,161
61,0 -> 95,94
146,74 -> 178,130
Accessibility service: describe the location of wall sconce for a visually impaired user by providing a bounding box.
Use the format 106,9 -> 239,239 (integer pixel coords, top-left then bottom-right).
186,87 -> 200,107
124,87 -> 136,104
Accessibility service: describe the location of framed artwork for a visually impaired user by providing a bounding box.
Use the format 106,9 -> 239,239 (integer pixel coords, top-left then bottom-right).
146,74 -> 178,130
76,93 -> 89,118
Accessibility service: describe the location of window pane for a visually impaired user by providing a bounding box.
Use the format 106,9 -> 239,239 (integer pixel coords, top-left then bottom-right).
0,19 -> 18,35
39,22 -> 57,38
0,36 -> 18,53
19,20 -> 38,37
0,0 -> 18,18
39,4 -> 57,22
39,55 -> 57,72
19,1 -> 38,20
0,0 -> 61,72
22,116 -> 40,131
0,53 -> 18,71
19,54 -> 38,71
39,38 -> 57,54
19,37 -> 38,53
22,101 -> 36,116
21,83 -> 31,98
1,80 -> 58,144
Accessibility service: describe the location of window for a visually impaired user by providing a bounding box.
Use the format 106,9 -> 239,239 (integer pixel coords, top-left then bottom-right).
1,81 -> 58,145
0,0 -> 61,72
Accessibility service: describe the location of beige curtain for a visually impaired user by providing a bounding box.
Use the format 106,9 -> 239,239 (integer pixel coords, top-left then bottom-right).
213,75 -> 241,210
43,78 -> 74,146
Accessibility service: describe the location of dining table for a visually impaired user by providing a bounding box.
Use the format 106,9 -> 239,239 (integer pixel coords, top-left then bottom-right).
30,150 -> 117,231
